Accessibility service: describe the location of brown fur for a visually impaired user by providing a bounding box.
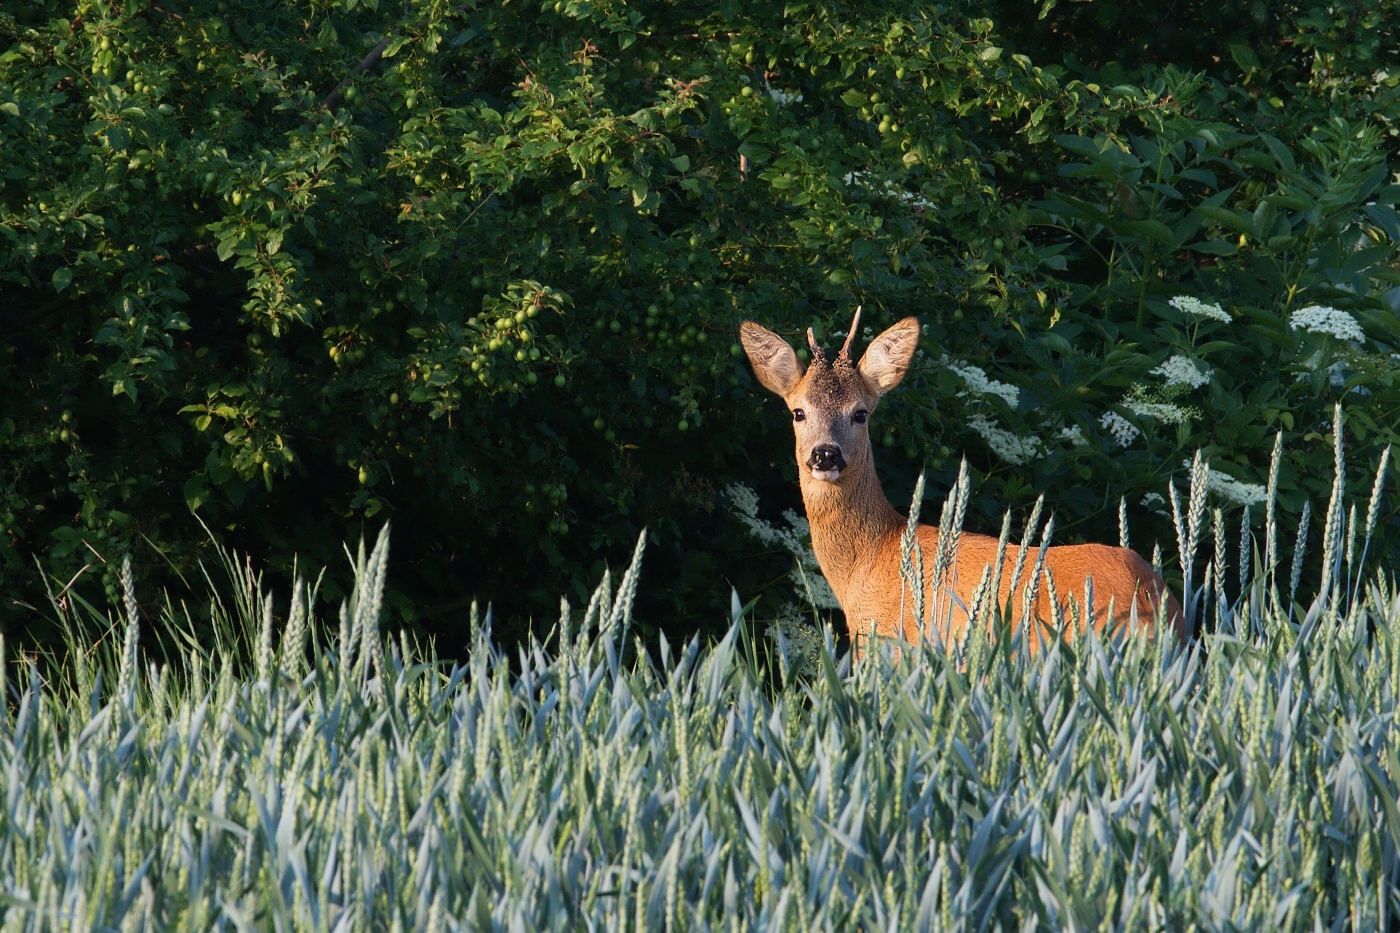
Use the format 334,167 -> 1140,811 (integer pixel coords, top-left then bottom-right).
741,314 -> 1184,650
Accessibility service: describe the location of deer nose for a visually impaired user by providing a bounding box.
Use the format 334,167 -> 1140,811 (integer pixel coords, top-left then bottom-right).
807,445 -> 846,472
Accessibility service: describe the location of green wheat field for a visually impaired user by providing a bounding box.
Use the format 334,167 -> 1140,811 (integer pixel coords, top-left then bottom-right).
1,425 -> 1397,932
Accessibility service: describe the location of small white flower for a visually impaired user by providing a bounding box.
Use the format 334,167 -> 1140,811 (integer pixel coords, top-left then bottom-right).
1141,492 -> 1167,511
1289,305 -> 1366,343
842,171 -> 936,210
1125,399 -> 1191,424
1100,411 -> 1141,447
1178,461 -> 1267,506
767,86 -> 804,108
726,484 -> 839,610
968,414 -> 1044,465
767,604 -> 824,678
1150,354 -> 1212,389
1295,349 -> 1352,386
1058,425 -> 1088,446
1169,295 -> 1231,323
943,356 -> 1020,407
1211,474 -> 1267,506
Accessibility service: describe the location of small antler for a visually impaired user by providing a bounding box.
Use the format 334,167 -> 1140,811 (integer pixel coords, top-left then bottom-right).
806,327 -> 827,364
837,305 -> 863,362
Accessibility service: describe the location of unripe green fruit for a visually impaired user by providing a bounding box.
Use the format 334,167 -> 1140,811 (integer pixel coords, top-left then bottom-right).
231,191 -> 244,206
677,420 -> 689,432
593,418 -> 605,430
740,86 -> 753,97
554,374 -> 567,388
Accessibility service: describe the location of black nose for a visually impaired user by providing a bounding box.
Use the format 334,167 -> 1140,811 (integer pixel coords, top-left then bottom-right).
807,445 -> 847,471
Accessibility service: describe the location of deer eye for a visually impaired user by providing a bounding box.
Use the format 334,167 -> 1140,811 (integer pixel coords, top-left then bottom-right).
792,409 -> 806,422
852,410 -> 868,425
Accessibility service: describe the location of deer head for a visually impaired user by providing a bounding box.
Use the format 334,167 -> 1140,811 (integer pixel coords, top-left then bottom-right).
740,310 -> 921,491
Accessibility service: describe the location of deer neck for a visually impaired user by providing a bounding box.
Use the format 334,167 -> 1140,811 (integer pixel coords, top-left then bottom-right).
799,452 -> 904,603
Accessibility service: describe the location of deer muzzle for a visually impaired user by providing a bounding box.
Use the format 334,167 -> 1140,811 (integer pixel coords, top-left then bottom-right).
806,444 -> 847,481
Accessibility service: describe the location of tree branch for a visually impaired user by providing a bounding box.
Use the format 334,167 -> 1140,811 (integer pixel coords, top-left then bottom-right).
318,35 -> 394,115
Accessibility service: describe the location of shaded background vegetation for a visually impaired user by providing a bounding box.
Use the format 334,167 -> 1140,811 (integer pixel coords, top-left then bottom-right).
1,0 -> 1397,655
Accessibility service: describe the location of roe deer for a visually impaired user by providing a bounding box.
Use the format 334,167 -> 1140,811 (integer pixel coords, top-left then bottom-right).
740,310 -> 1184,649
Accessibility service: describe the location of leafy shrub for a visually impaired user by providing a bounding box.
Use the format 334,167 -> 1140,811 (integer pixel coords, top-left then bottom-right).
0,0 -> 1396,649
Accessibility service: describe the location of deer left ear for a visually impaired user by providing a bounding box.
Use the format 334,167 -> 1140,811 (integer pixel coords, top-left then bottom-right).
740,321 -> 805,397
858,317 -> 921,395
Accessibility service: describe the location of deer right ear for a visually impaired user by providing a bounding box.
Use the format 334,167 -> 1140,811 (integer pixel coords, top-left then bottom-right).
858,316 -> 921,395
740,321 -> 804,397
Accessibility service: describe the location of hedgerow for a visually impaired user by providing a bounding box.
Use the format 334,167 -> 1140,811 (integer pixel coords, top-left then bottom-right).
1,0 -> 1397,648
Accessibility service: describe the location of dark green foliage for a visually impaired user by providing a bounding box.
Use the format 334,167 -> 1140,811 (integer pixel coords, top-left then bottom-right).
0,0 -> 1396,651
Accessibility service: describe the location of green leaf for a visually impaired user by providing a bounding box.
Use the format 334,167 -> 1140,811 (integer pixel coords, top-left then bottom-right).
1188,239 -> 1239,256
184,475 -> 208,510
670,154 -> 690,173
1196,205 -> 1252,235
0,102 -> 18,117
51,267 -> 72,293
840,90 -> 867,107
1229,44 -> 1260,72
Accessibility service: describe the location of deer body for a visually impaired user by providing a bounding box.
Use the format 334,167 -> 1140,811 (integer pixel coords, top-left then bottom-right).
742,312 -> 1183,648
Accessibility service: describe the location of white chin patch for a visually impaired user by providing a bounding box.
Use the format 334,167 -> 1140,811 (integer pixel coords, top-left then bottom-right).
810,468 -> 843,482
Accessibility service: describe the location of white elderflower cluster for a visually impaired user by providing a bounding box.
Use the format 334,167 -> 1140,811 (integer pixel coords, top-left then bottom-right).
726,484 -> 839,609
1169,295 -> 1231,323
1295,349 -> 1351,386
1125,399 -> 1192,424
1180,460 -> 1267,506
1289,305 -> 1366,343
767,86 -> 804,108
1100,411 -> 1141,447
767,604 -> 825,680
968,414 -> 1045,465
942,356 -> 1020,407
842,171 -> 936,210
1058,424 -> 1089,446
1141,492 -> 1168,515
1150,354 -> 1212,389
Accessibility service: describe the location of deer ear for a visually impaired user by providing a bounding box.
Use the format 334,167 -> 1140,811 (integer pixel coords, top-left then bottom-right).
740,321 -> 805,397
858,317 -> 921,395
